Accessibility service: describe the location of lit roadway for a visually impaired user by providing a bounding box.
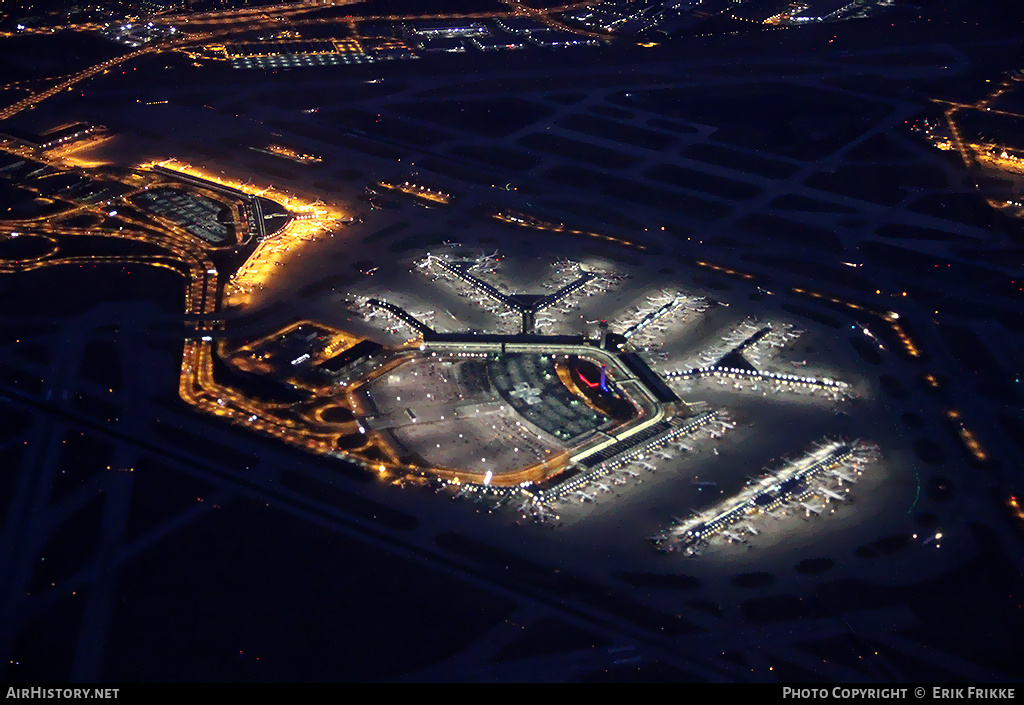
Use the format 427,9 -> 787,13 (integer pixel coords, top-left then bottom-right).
931,71 -> 1024,174
0,31 -> 224,123
0,141 -> 364,461
0,46 -> 158,122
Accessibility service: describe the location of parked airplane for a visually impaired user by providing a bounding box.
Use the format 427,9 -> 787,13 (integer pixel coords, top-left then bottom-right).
742,523 -> 760,535
721,530 -> 745,543
829,469 -> 858,484
819,487 -> 847,502
800,502 -> 822,516
533,504 -> 558,522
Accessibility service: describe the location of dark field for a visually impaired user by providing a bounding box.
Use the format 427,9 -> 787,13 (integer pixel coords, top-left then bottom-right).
0,364 -> 43,394
538,199 -> 643,230
612,83 -> 890,160
859,241 -> 1004,290
805,164 -> 948,206
780,303 -> 842,328
0,32 -> 124,82
490,617 -> 608,663
590,104 -> 634,120
79,340 -> 123,390
49,430 -> 115,502
518,132 -> 641,169
325,109 -> 455,148
741,254 -> 873,290
389,231 -> 451,252
840,50 -> 956,68
843,133 -> 915,162
734,214 -> 845,253
545,92 -> 586,104
696,62 -> 827,77
446,143 -> 540,171
906,192 -> 1000,227
742,594 -> 823,623
419,72 -> 676,98
644,163 -> 760,200
278,470 -> 417,531
849,335 -> 884,365
392,97 -> 553,138
0,234 -> 56,260
4,196 -> 68,220
794,558 -> 835,575
0,444 -> 26,529
104,497 -> 515,681
0,264 -> 183,317
152,421 -> 259,473
124,457 -> 217,542
0,183 -> 41,219
28,495 -> 104,595
543,165 -> 732,221
614,572 -> 701,590
415,157 -> 497,186
66,392 -> 118,425
770,193 -> 857,213
436,532 -> 698,636
682,143 -> 800,179
876,222 -> 981,243
360,222 -> 409,245
731,572 -> 775,589
555,113 -> 676,151
646,118 -> 700,135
